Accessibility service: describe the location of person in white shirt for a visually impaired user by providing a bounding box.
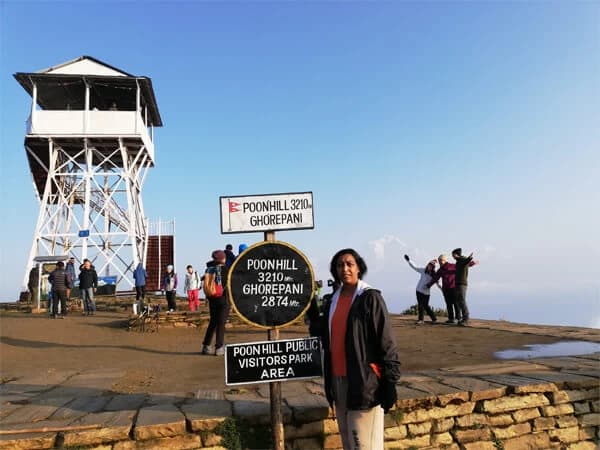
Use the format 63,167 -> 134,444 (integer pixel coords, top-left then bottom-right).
404,255 -> 440,325
184,265 -> 202,311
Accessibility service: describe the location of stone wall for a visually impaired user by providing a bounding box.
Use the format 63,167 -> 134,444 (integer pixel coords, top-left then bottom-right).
3,371 -> 598,450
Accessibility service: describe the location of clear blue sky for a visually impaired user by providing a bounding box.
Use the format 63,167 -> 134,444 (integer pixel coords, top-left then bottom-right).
1,1 -> 598,327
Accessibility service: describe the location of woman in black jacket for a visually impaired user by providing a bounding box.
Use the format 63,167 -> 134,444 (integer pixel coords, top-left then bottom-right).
311,248 -> 401,450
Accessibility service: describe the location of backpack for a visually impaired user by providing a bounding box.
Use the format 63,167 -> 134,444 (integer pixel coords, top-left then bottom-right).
204,266 -> 223,298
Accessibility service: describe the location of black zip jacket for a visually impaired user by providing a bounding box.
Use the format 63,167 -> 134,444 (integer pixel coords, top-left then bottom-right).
49,269 -> 72,292
79,268 -> 98,289
455,255 -> 474,286
310,287 -> 401,410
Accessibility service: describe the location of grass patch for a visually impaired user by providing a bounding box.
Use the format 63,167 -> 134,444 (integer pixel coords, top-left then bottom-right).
215,417 -> 272,450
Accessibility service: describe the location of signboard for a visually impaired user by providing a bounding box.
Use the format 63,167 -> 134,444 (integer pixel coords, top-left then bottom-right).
228,241 -> 314,328
225,337 -> 322,385
220,192 -> 314,234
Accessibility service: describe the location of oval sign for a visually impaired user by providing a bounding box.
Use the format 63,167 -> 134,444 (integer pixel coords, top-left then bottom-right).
228,241 -> 315,328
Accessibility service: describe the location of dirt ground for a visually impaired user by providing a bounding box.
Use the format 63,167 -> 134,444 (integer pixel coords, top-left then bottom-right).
0,311 -> 561,394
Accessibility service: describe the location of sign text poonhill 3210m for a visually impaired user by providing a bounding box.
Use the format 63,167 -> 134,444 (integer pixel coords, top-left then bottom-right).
220,192 -> 314,234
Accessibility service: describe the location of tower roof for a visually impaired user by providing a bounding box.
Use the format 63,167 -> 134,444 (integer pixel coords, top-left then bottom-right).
14,56 -> 163,127
37,55 -> 134,77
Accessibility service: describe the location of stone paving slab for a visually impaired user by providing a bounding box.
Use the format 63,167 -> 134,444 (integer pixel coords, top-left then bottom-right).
145,392 -> 193,406
49,396 -> 112,421
403,378 -> 469,406
440,361 -> 548,375
62,409 -> 136,447
0,396 -> 74,424
529,357 -> 600,370
181,398 -> 232,431
104,394 -> 147,412
285,391 -> 330,422
232,398 -> 293,425
0,392 -> 39,406
134,403 -> 186,440
395,385 -> 436,409
477,373 -> 558,392
36,385 -> 108,400
195,389 -> 226,400
561,369 -> 600,379
430,374 -> 508,401
224,388 -> 263,402
0,417 -> 74,434
0,404 -> 23,420
512,371 -> 599,389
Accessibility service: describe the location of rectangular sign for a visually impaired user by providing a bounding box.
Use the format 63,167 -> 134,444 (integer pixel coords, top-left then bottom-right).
225,337 -> 322,385
220,192 -> 314,234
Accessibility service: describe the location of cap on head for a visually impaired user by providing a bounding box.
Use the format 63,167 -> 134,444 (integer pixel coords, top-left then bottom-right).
238,243 -> 248,253
212,250 -> 226,261
167,264 -> 174,270
452,248 -> 462,256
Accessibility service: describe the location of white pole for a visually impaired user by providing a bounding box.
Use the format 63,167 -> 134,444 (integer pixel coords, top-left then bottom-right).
37,264 -> 41,310
158,217 -> 162,291
135,81 -> 140,133
31,82 -> 37,128
84,80 -> 90,133
82,139 -> 91,260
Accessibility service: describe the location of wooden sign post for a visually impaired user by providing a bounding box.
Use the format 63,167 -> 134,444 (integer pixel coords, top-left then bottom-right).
222,192 -> 317,450
265,231 -> 284,450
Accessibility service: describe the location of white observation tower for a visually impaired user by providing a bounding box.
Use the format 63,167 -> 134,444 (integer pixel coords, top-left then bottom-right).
15,56 -> 162,291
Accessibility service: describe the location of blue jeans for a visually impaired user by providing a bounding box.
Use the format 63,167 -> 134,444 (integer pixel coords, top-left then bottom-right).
81,288 -> 96,313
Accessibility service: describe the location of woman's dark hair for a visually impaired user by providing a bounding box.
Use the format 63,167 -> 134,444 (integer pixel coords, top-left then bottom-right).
329,248 -> 368,283
425,262 -> 435,275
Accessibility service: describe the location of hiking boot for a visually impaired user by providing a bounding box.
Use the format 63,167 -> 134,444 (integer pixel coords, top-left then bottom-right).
215,347 -> 225,356
458,320 -> 470,327
415,320 -> 424,325
201,345 -> 212,355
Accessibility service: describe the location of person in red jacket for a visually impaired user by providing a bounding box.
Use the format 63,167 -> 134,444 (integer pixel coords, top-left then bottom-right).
428,255 -> 459,324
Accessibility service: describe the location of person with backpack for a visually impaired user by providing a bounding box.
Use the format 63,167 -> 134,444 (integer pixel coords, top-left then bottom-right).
201,250 -> 230,356
224,244 -> 236,268
133,262 -> 147,313
184,264 -> 202,311
160,264 -> 178,312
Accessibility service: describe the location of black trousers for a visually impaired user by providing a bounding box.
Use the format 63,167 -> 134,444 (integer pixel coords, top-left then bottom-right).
135,285 -> 146,301
166,290 -> 176,310
416,291 -> 436,321
442,288 -> 460,321
455,285 -> 470,320
203,297 -> 230,349
52,290 -> 67,316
